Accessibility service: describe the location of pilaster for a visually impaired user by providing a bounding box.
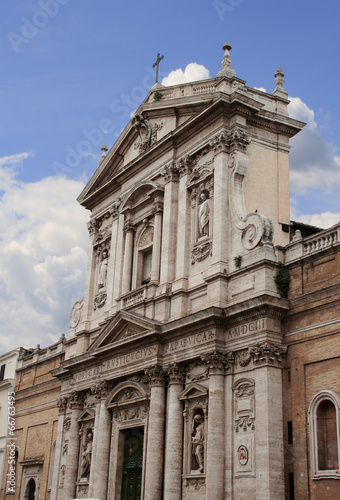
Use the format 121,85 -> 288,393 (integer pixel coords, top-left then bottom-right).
50,397 -> 68,500
144,365 -> 166,500
163,363 -> 186,500
122,223 -> 134,294
203,352 -> 229,500
88,381 -> 111,500
159,163 -> 179,286
63,392 -> 83,500
150,205 -> 163,283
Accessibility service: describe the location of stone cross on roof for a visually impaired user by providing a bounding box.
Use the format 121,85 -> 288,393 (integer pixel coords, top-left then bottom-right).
152,53 -> 164,84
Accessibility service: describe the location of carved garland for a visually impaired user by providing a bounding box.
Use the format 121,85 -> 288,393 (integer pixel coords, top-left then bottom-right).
236,342 -> 287,367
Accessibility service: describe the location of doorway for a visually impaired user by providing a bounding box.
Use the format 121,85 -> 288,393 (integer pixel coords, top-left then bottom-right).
27,479 -> 36,500
121,426 -> 144,500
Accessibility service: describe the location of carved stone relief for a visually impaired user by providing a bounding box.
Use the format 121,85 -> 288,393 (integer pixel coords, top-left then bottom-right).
235,342 -> 287,367
132,113 -> 163,154
227,145 -> 275,252
191,241 -> 212,264
186,360 -> 209,383
107,380 -> 151,425
233,379 -> 255,432
93,292 -> 107,310
70,299 -> 83,329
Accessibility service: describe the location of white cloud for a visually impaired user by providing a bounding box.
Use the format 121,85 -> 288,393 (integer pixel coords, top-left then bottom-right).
290,208 -> 340,229
162,63 -> 210,86
0,157 -> 89,354
288,97 -> 340,194
0,151 -> 34,167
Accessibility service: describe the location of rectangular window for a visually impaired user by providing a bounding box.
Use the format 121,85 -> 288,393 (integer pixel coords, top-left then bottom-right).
141,250 -> 152,285
288,421 -> 293,444
0,364 -> 5,381
288,472 -> 294,500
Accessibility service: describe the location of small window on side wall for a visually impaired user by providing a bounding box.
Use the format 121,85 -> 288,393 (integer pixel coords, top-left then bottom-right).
308,390 -> 340,479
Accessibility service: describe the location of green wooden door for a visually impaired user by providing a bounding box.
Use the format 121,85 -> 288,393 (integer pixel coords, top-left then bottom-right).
121,427 -> 144,500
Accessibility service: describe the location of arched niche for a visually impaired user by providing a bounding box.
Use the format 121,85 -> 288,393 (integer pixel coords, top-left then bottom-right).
120,181 -> 164,215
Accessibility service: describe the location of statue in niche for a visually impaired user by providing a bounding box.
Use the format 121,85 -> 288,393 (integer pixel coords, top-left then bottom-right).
97,249 -> 108,289
80,431 -> 93,479
191,414 -> 205,473
198,192 -> 210,237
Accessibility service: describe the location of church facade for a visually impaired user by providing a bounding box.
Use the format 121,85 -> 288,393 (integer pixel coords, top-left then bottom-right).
9,44 -> 337,500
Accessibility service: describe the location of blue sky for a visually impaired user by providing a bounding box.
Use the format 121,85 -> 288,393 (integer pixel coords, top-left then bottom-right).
0,0 -> 339,352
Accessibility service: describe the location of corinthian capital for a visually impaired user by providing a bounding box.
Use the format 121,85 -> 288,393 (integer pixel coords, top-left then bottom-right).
201,351 -> 234,375
145,364 -> 166,387
160,161 -> 180,183
249,342 -> 287,366
164,362 -> 186,385
68,390 -> 83,409
57,396 -> 69,414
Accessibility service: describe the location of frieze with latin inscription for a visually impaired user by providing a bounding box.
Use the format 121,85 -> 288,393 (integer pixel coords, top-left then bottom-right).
102,346 -> 158,371
71,346 -> 158,383
164,331 -> 214,354
226,319 -> 265,339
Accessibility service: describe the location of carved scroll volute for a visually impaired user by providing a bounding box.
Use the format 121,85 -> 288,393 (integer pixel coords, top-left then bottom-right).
228,150 -> 249,231
228,148 -> 274,251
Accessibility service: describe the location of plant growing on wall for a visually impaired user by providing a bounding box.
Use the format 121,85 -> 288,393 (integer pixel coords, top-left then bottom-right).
153,91 -> 162,101
234,255 -> 242,269
274,263 -> 290,299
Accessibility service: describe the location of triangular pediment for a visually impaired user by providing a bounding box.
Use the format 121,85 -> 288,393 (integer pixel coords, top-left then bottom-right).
77,407 -> 95,422
88,311 -> 161,353
77,79 -> 231,210
179,382 -> 208,401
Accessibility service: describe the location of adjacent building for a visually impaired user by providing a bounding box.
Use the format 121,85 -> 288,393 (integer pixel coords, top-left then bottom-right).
0,348 -> 22,498
0,339 -> 65,500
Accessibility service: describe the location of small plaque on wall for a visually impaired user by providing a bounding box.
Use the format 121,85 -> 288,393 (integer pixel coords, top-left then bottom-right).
238,445 -> 248,466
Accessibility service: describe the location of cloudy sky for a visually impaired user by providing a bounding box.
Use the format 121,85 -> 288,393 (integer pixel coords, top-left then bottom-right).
0,0 -> 339,353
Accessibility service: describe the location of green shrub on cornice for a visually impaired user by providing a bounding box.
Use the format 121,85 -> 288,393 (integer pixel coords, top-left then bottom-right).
204,97 -> 214,105
274,263 -> 290,299
234,255 -> 242,269
153,91 -> 162,101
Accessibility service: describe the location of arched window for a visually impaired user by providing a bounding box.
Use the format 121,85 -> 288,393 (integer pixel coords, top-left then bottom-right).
308,390 -> 340,479
27,478 -> 36,500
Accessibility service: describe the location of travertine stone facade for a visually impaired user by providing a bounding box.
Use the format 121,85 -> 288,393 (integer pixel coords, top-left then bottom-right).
24,44 -> 337,500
